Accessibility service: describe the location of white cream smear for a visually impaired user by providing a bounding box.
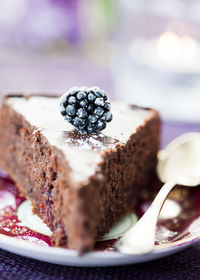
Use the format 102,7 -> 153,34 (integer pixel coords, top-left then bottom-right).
17,199 -> 138,241
142,199 -> 181,220
7,96 -> 153,185
17,200 -> 52,236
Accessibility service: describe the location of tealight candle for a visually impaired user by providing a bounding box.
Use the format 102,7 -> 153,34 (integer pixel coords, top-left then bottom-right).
129,31 -> 200,74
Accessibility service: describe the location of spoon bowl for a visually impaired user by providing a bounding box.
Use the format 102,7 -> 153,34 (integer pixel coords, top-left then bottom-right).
116,132 -> 200,255
158,132 -> 200,186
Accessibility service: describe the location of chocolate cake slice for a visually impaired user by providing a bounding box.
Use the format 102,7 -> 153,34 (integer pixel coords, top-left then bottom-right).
0,94 -> 160,253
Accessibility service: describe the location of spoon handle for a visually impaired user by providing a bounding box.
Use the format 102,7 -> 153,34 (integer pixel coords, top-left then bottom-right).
115,180 -> 176,254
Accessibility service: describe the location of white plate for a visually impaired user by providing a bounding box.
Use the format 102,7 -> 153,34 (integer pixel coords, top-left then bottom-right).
0,232 -> 199,267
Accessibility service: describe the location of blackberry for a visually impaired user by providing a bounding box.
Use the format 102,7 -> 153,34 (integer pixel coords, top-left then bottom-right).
60,86 -> 113,134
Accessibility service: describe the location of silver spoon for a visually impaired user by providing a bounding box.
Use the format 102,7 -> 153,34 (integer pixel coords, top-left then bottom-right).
115,132 -> 200,254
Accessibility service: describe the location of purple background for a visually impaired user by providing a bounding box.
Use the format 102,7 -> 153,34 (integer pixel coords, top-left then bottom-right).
162,121 -> 200,148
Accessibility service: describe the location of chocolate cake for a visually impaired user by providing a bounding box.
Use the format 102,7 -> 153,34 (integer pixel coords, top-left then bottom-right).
0,94 -> 160,253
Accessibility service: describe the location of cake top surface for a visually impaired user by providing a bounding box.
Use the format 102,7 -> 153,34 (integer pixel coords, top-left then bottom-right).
6,95 -> 156,186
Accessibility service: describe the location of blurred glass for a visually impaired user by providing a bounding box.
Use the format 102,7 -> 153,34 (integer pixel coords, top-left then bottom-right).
113,0 -> 200,122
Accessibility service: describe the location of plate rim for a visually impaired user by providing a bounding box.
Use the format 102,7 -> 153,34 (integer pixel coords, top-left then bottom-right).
0,230 -> 199,267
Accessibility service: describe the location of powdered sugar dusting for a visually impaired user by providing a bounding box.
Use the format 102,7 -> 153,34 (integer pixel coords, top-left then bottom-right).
65,134 -> 107,151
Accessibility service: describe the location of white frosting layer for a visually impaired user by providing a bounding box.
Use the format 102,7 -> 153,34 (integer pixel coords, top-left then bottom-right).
7,96 -> 154,185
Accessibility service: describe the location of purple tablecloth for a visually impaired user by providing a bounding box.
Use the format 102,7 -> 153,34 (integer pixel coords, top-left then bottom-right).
0,121 -> 199,280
